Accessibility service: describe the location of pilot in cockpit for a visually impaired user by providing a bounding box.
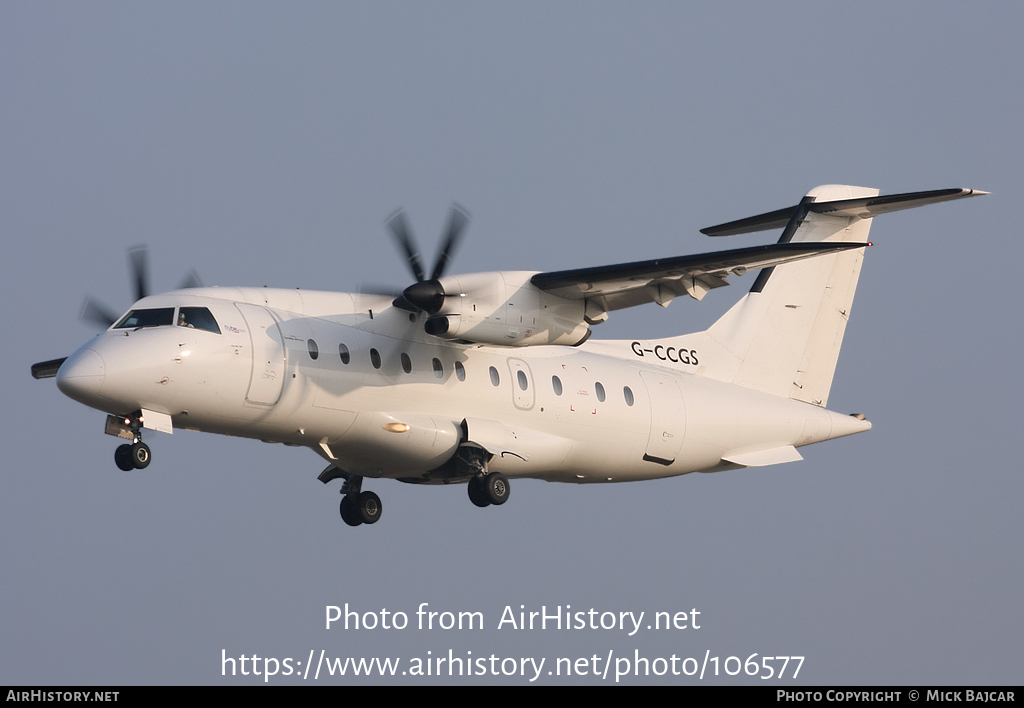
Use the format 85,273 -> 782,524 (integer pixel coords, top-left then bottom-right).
177,310 -> 193,328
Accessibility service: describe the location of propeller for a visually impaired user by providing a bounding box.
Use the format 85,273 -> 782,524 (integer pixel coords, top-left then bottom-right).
79,245 -> 204,329
35,245 -> 204,380
383,204 -> 470,314
128,245 -> 149,303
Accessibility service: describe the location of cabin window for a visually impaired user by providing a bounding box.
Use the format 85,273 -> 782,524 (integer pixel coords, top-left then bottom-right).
454,361 -> 466,381
551,375 -> 563,396
623,386 -> 635,406
432,358 -> 444,378
114,308 -> 174,329
307,339 -> 319,360
401,352 -> 412,374
177,307 -> 220,334
339,343 -> 350,365
595,381 -> 606,402
489,366 -> 500,386
370,348 -> 381,369
517,370 -> 528,391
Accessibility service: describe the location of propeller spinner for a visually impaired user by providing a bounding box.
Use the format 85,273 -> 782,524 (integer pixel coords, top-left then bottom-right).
384,205 -> 470,314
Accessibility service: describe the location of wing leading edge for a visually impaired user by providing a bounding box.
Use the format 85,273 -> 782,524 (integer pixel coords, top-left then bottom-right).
530,241 -> 865,312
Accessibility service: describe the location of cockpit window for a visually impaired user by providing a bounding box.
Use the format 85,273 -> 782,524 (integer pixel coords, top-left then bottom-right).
114,308 -> 175,329
177,307 -> 220,334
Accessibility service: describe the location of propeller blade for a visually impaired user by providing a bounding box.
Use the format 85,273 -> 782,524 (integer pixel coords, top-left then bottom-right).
32,357 -> 67,380
128,245 -> 150,301
358,283 -> 405,298
430,204 -> 470,280
357,283 -> 417,310
391,296 -> 420,313
385,209 -> 426,283
80,297 -> 121,328
178,269 -> 203,290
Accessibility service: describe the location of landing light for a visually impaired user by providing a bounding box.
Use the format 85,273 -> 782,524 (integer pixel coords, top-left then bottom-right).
382,422 -> 410,433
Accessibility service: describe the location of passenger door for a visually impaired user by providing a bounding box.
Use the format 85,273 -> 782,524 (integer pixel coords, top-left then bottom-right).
639,371 -> 685,464
235,303 -> 285,406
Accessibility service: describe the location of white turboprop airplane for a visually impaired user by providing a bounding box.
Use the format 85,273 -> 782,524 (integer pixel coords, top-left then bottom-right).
33,185 -> 984,527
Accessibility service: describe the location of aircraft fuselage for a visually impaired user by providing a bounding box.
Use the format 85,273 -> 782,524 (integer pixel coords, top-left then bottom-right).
57,286 -> 866,485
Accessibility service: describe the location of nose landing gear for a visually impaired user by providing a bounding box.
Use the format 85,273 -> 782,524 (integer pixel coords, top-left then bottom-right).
111,414 -> 151,470
317,449 -> 511,528
114,442 -> 151,470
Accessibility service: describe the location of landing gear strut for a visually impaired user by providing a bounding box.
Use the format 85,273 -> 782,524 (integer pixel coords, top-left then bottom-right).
455,443 -> 509,509
113,415 -> 151,470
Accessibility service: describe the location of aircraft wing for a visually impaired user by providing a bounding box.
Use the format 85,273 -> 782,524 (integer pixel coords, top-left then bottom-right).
530,241 -> 864,311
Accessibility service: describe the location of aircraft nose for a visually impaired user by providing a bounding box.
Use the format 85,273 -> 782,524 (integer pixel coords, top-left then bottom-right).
56,348 -> 106,404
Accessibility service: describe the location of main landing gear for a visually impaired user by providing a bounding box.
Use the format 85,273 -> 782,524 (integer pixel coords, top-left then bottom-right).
337,474 -> 382,527
112,414 -> 151,471
455,444 -> 510,509
467,472 -> 510,508
318,467 -> 382,527
317,448 -> 511,528
340,492 -> 381,526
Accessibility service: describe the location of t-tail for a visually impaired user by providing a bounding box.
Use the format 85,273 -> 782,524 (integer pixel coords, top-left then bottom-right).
680,184 -> 986,407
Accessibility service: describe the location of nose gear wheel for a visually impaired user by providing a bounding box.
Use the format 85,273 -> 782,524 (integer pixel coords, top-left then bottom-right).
114,444 -> 134,471
113,423 -> 152,471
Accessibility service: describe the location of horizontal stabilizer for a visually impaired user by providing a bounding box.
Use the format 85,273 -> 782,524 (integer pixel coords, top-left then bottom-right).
702,188 -> 987,237
722,445 -> 803,467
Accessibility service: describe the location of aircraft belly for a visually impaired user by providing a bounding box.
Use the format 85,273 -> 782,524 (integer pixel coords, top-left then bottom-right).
326,410 -> 461,477
462,416 -> 572,474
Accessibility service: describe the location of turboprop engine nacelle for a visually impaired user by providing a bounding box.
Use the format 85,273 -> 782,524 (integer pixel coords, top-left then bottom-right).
419,271 -> 591,347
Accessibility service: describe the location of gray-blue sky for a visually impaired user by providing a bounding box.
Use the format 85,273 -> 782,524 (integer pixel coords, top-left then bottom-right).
2,2 -> 1020,684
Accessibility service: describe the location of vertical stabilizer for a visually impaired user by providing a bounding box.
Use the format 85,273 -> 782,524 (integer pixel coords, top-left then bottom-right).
702,184 -> 877,406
